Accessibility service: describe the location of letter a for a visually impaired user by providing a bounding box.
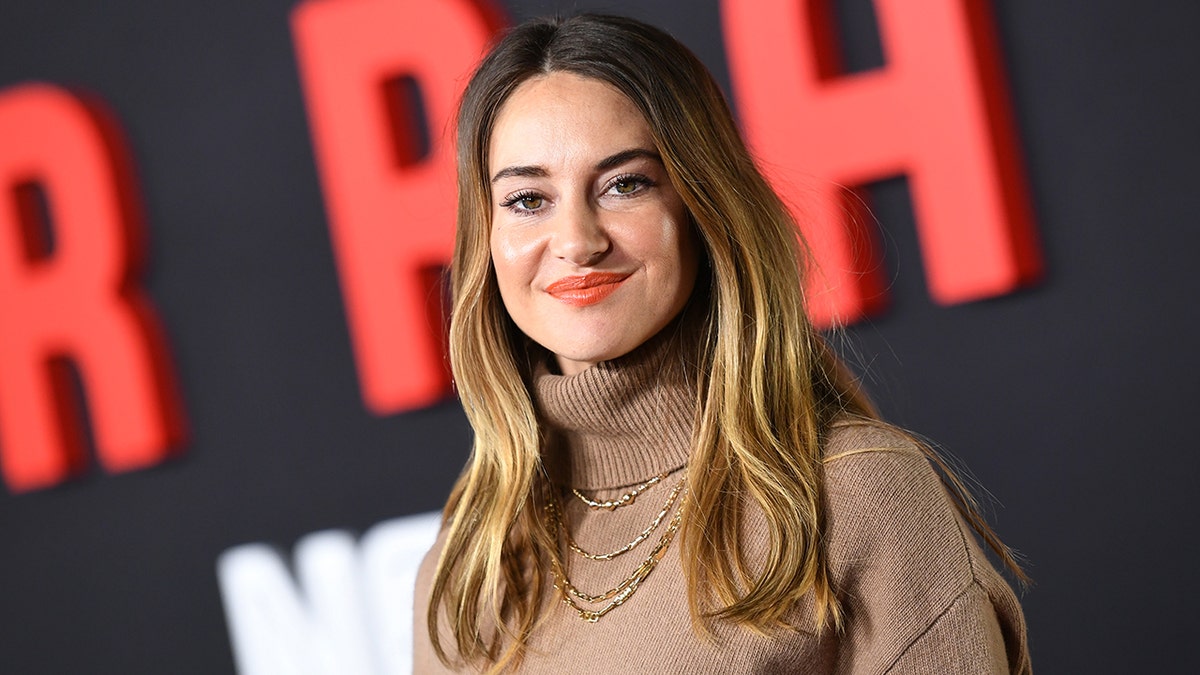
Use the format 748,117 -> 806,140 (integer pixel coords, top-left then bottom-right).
723,0 -> 1041,325
291,0 -> 504,414
0,84 -> 184,492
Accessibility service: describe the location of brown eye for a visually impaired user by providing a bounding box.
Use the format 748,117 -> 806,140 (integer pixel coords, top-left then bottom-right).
607,174 -> 652,197
500,191 -> 545,213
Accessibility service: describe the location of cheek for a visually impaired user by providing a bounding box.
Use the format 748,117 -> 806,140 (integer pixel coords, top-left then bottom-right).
656,213 -> 700,293
489,226 -> 537,297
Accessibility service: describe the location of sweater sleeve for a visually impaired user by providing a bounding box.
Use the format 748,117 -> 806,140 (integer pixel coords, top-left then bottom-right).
822,423 -> 1030,674
885,581 -> 1010,673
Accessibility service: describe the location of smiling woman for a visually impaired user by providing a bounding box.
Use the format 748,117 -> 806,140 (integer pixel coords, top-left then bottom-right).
414,13 -> 1030,674
488,73 -> 698,375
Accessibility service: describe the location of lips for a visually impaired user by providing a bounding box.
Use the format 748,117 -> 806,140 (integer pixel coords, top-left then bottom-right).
545,272 -> 631,307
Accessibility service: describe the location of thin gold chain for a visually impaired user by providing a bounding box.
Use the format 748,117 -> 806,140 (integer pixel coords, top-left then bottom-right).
546,485 -> 686,623
571,470 -> 668,510
561,475 -> 686,561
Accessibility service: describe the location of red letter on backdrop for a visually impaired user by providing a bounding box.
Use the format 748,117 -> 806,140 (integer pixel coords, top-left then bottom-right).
291,0 -> 504,414
0,84 -> 184,492
722,0 -> 1041,325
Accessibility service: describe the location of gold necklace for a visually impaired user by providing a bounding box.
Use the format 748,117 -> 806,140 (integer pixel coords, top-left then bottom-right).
545,486 -> 686,623
571,470 -> 668,510
562,475 -> 686,561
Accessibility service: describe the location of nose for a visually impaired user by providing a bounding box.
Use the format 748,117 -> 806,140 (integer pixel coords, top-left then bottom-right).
548,201 -> 611,266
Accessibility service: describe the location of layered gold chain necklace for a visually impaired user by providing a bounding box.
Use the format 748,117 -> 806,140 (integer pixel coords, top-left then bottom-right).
546,472 -> 687,623
571,471 -> 667,510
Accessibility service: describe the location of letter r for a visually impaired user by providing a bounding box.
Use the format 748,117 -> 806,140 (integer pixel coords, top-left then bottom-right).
722,0 -> 1042,325
0,84 -> 184,492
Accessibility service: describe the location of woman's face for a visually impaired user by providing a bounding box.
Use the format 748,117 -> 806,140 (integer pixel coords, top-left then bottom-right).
488,72 -> 698,376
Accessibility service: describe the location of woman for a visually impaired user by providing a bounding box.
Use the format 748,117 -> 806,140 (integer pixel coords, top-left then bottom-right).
414,13 -> 1030,674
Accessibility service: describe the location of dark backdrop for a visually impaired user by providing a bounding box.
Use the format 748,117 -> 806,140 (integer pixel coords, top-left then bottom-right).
1,1 -> 1197,672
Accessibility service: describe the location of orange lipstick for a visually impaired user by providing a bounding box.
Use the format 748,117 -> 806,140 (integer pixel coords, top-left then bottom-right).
545,272 -> 630,307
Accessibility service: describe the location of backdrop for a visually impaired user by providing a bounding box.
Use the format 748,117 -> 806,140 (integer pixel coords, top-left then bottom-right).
1,1 -> 1197,673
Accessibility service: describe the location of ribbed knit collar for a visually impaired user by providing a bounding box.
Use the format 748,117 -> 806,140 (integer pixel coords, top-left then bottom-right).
531,327 -> 697,491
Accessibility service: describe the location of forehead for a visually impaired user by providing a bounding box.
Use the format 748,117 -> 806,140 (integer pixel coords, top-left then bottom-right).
488,72 -> 655,171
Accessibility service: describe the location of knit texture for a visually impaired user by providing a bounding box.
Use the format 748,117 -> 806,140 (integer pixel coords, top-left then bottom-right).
531,325 -> 695,490
414,339 -> 1031,673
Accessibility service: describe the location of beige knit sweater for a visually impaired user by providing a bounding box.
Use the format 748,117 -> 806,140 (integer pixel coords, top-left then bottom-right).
413,339 -> 1030,673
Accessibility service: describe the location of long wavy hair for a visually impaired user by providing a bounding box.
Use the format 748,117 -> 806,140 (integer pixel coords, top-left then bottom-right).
430,13 -> 1021,672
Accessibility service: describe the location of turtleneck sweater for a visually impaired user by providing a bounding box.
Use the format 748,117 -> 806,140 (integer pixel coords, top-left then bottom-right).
413,336 -> 1031,674
532,326 -> 695,491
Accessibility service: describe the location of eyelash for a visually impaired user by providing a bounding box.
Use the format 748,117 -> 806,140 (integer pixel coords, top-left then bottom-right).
498,190 -> 544,213
605,173 -> 655,196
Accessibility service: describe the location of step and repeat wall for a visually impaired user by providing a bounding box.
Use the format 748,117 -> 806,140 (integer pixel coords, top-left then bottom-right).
1,1 -> 1196,672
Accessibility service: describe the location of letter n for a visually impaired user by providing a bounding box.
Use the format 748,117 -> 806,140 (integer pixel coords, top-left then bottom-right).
0,84 -> 185,492
722,0 -> 1042,326
291,0 -> 504,414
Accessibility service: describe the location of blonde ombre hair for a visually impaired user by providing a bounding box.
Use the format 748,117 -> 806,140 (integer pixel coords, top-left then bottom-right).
430,14 -> 1020,671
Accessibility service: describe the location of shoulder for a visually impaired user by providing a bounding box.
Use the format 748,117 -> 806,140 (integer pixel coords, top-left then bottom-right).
822,419 -> 965,556
820,419 -> 1030,673
821,420 -> 963,572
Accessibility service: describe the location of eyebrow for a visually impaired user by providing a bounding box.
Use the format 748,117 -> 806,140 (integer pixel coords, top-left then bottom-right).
595,148 -> 662,172
490,147 -> 662,184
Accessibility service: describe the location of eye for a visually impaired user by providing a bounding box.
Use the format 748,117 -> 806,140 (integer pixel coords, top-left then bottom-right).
605,173 -> 654,197
499,190 -> 545,213
517,195 -> 543,209
613,179 -> 639,194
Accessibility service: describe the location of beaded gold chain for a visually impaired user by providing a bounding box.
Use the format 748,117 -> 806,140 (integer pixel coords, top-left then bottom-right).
571,470 -> 668,510
563,475 -> 686,561
545,485 -> 687,623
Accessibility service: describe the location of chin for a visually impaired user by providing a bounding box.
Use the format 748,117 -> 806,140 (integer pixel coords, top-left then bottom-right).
549,340 -> 634,373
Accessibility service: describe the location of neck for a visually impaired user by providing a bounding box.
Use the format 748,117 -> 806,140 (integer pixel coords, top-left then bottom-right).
531,326 -> 697,490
